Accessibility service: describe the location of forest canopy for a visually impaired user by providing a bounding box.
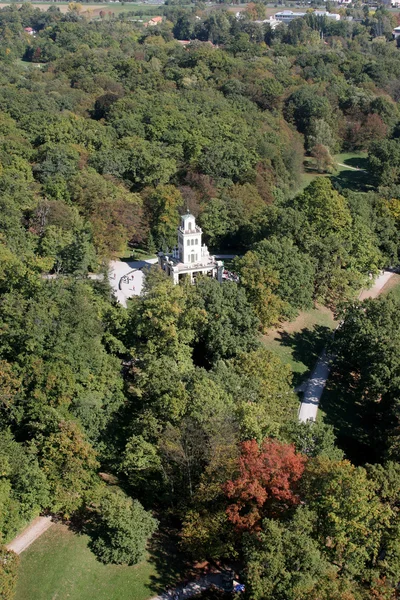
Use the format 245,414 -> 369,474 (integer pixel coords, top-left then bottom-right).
0,2 -> 400,599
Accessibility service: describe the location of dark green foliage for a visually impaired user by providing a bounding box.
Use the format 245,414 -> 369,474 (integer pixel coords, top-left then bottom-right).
332,294 -> 400,461
193,277 -> 259,365
0,6 -> 398,596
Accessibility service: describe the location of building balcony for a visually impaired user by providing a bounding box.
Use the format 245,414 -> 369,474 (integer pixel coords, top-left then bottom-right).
174,259 -> 217,273
178,225 -> 202,234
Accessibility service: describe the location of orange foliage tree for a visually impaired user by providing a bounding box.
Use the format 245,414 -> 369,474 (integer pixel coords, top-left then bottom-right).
224,438 -> 306,531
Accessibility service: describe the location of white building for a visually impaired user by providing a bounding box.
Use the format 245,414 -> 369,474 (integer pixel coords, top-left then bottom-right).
314,10 -> 341,20
158,212 -> 223,284
274,10 -> 340,23
393,25 -> 400,38
274,10 -> 306,23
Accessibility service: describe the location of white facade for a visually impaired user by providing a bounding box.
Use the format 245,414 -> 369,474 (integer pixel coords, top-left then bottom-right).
158,212 -> 223,284
274,10 -> 306,23
274,10 -> 340,23
314,10 -> 341,20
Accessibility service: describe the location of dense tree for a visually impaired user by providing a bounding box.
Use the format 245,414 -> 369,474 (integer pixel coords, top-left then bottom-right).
224,439 -> 306,531
243,510 -> 344,600
89,487 -> 158,565
0,547 -> 19,600
192,277 -> 259,364
38,420 -> 99,517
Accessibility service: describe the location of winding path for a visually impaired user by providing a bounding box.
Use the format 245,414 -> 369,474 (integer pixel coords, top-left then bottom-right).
298,270 -> 395,422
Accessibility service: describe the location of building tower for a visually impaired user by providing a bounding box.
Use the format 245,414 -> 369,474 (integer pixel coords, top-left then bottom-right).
158,212 -> 223,284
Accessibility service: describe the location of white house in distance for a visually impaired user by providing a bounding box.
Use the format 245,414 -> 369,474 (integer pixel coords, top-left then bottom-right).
274,10 -> 340,23
393,25 -> 400,39
158,212 -> 223,284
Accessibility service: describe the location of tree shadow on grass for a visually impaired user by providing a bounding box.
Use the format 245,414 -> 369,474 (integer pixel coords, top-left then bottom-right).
147,522 -> 192,596
320,371 -> 378,465
330,169 -> 373,193
341,156 -> 369,170
275,325 -> 332,387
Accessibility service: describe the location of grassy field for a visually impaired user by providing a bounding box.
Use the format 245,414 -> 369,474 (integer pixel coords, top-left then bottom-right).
298,151 -> 372,195
15,523 -> 169,600
381,273 -> 400,300
261,305 -> 336,387
0,2 -> 164,14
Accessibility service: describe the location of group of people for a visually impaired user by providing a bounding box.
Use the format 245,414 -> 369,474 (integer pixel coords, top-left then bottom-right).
222,269 -> 239,283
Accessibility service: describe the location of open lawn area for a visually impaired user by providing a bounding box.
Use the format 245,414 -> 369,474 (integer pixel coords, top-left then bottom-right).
380,273 -> 400,300
298,151 -> 372,195
15,523 -> 181,600
261,305 -> 336,387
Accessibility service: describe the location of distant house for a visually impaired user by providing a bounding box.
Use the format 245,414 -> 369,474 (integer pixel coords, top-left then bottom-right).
24,27 -> 35,35
274,11 -> 306,23
393,25 -> 400,38
314,10 -> 341,20
145,16 -> 163,27
274,10 -> 340,23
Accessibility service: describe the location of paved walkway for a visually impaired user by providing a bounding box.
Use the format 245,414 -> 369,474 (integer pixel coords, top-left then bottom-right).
109,258 -> 158,307
359,270 -> 394,300
6,516 -> 53,555
336,163 -> 366,172
298,270 -> 394,422
150,573 -> 229,600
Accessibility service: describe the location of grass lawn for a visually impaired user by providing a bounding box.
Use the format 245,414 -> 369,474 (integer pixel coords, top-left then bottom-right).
15,523 -> 172,600
115,246 -> 157,262
318,374 -> 377,464
261,305 -> 336,387
297,151 -> 373,196
380,273 -> 400,300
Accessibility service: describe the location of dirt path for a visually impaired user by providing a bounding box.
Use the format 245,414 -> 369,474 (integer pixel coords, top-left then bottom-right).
6,516 -> 53,555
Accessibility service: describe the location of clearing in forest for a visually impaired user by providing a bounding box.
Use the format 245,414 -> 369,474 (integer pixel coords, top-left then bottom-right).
261,305 -> 336,388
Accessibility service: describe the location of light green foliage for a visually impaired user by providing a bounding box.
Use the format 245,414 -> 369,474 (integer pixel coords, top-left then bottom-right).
253,236 -> 315,316
234,251 -> 288,328
303,458 -> 390,576
0,546 -> 19,600
214,348 -> 297,441
283,421 -> 344,461
244,509 -> 339,600
143,184 -> 182,250
0,431 -> 49,541
193,277 -> 259,364
89,488 -> 158,565
38,421 -> 99,518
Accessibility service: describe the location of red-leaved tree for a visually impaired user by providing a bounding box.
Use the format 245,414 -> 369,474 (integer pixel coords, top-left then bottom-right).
224,439 -> 306,531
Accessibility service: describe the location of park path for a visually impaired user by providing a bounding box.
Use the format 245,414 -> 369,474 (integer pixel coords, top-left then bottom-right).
6,516 -> 53,555
336,162 -> 366,172
298,270 -> 395,422
150,574 -> 223,600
